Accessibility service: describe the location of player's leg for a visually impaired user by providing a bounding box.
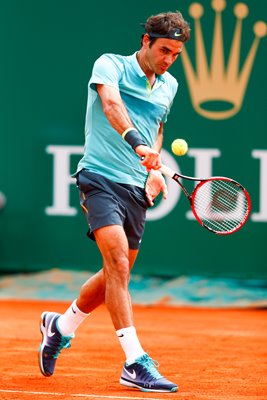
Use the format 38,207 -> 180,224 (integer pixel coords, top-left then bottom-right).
38,234 -> 139,378
93,224 -> 148,368
93,224 -> 133,328
38,172 -> 130,377
58,225 -> 145,364
93,227 -> 178,393
74,247 -> 138,314
56,246 -> 138,337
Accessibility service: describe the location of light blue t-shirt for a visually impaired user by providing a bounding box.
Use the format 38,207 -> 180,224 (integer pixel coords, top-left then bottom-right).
76,52 -> 178,187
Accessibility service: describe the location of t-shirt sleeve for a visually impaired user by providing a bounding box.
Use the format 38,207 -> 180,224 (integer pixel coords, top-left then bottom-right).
89,54 -> 123,91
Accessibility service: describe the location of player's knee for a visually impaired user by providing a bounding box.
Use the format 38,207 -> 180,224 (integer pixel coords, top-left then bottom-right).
104,256 -> 130,284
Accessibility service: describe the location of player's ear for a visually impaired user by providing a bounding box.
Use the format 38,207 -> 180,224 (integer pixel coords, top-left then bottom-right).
142,34 -> 151,48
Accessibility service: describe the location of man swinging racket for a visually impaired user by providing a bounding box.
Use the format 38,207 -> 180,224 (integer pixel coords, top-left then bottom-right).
38,10 -> 190,393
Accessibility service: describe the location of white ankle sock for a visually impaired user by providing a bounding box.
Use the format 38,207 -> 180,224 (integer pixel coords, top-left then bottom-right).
116,326 -> 145,364
57,299 -> 90,336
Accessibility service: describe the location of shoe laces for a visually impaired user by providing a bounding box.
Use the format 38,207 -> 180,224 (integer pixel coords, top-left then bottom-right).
47,333 -> 73,359
138,354 -> 163,380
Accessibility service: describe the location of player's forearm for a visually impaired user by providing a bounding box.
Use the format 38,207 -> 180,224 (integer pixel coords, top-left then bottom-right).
153,123 -> 164,153
102,98 -> 134,134
97,84 -> 134,134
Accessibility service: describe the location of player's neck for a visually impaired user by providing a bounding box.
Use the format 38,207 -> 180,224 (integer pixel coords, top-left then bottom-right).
136,51 -> 156,87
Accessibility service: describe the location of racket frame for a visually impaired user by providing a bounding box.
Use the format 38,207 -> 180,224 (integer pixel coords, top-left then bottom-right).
160,164 -> 251,235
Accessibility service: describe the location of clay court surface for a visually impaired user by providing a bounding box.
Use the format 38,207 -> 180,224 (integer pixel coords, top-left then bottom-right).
0,299 -> 266,400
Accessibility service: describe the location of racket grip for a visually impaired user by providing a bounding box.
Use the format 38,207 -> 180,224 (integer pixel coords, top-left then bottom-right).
140,156 -> 176,179
160,164 -> 176,179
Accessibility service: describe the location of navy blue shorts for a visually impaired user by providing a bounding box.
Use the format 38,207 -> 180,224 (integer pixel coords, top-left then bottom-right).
76,170 -> 149,249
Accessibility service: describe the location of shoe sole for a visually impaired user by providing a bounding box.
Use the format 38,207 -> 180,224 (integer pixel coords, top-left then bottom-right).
120,378 -> 178,393
38,311 -> 52,377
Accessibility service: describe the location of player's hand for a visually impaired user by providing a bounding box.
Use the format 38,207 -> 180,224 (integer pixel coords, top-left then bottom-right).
135,145 -> 162,171
145,169 -> 168,206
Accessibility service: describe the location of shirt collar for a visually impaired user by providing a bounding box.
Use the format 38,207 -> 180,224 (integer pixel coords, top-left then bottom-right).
130,52 -> 166,83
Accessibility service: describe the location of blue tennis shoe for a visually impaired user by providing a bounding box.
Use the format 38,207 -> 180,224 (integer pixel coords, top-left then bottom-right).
120,353 -> 178,393
38,311 -> 74,377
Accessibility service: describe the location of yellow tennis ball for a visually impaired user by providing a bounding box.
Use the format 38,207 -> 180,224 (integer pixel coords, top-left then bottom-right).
171,139 -> 188,156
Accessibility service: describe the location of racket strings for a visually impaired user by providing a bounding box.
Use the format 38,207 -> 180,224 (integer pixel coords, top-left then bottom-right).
193,179 -> 249,233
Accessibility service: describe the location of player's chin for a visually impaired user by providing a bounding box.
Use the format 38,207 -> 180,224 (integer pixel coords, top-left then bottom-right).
156,65 -> 169,74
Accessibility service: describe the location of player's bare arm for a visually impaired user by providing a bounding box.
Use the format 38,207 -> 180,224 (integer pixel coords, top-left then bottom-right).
153,121 -> 164,152
97,84 -> 162,171
96,84 -> 132,133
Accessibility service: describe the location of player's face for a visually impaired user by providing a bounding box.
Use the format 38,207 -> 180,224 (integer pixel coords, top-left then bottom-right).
145,37 -> 183,75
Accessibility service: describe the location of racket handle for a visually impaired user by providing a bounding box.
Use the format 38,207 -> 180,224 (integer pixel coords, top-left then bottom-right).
160,164 -> 176,179
140,156 -> 176,179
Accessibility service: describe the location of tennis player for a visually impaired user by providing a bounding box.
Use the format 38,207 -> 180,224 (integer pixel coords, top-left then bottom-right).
38,11 -> 190,393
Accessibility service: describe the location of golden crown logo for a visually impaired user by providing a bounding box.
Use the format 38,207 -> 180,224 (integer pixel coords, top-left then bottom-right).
181,0 -> 267,120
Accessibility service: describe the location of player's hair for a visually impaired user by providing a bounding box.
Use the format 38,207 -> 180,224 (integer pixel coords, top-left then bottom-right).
141,11 -> 190,47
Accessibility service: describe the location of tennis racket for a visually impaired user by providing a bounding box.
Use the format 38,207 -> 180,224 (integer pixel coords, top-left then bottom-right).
160,164 -> 251,235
